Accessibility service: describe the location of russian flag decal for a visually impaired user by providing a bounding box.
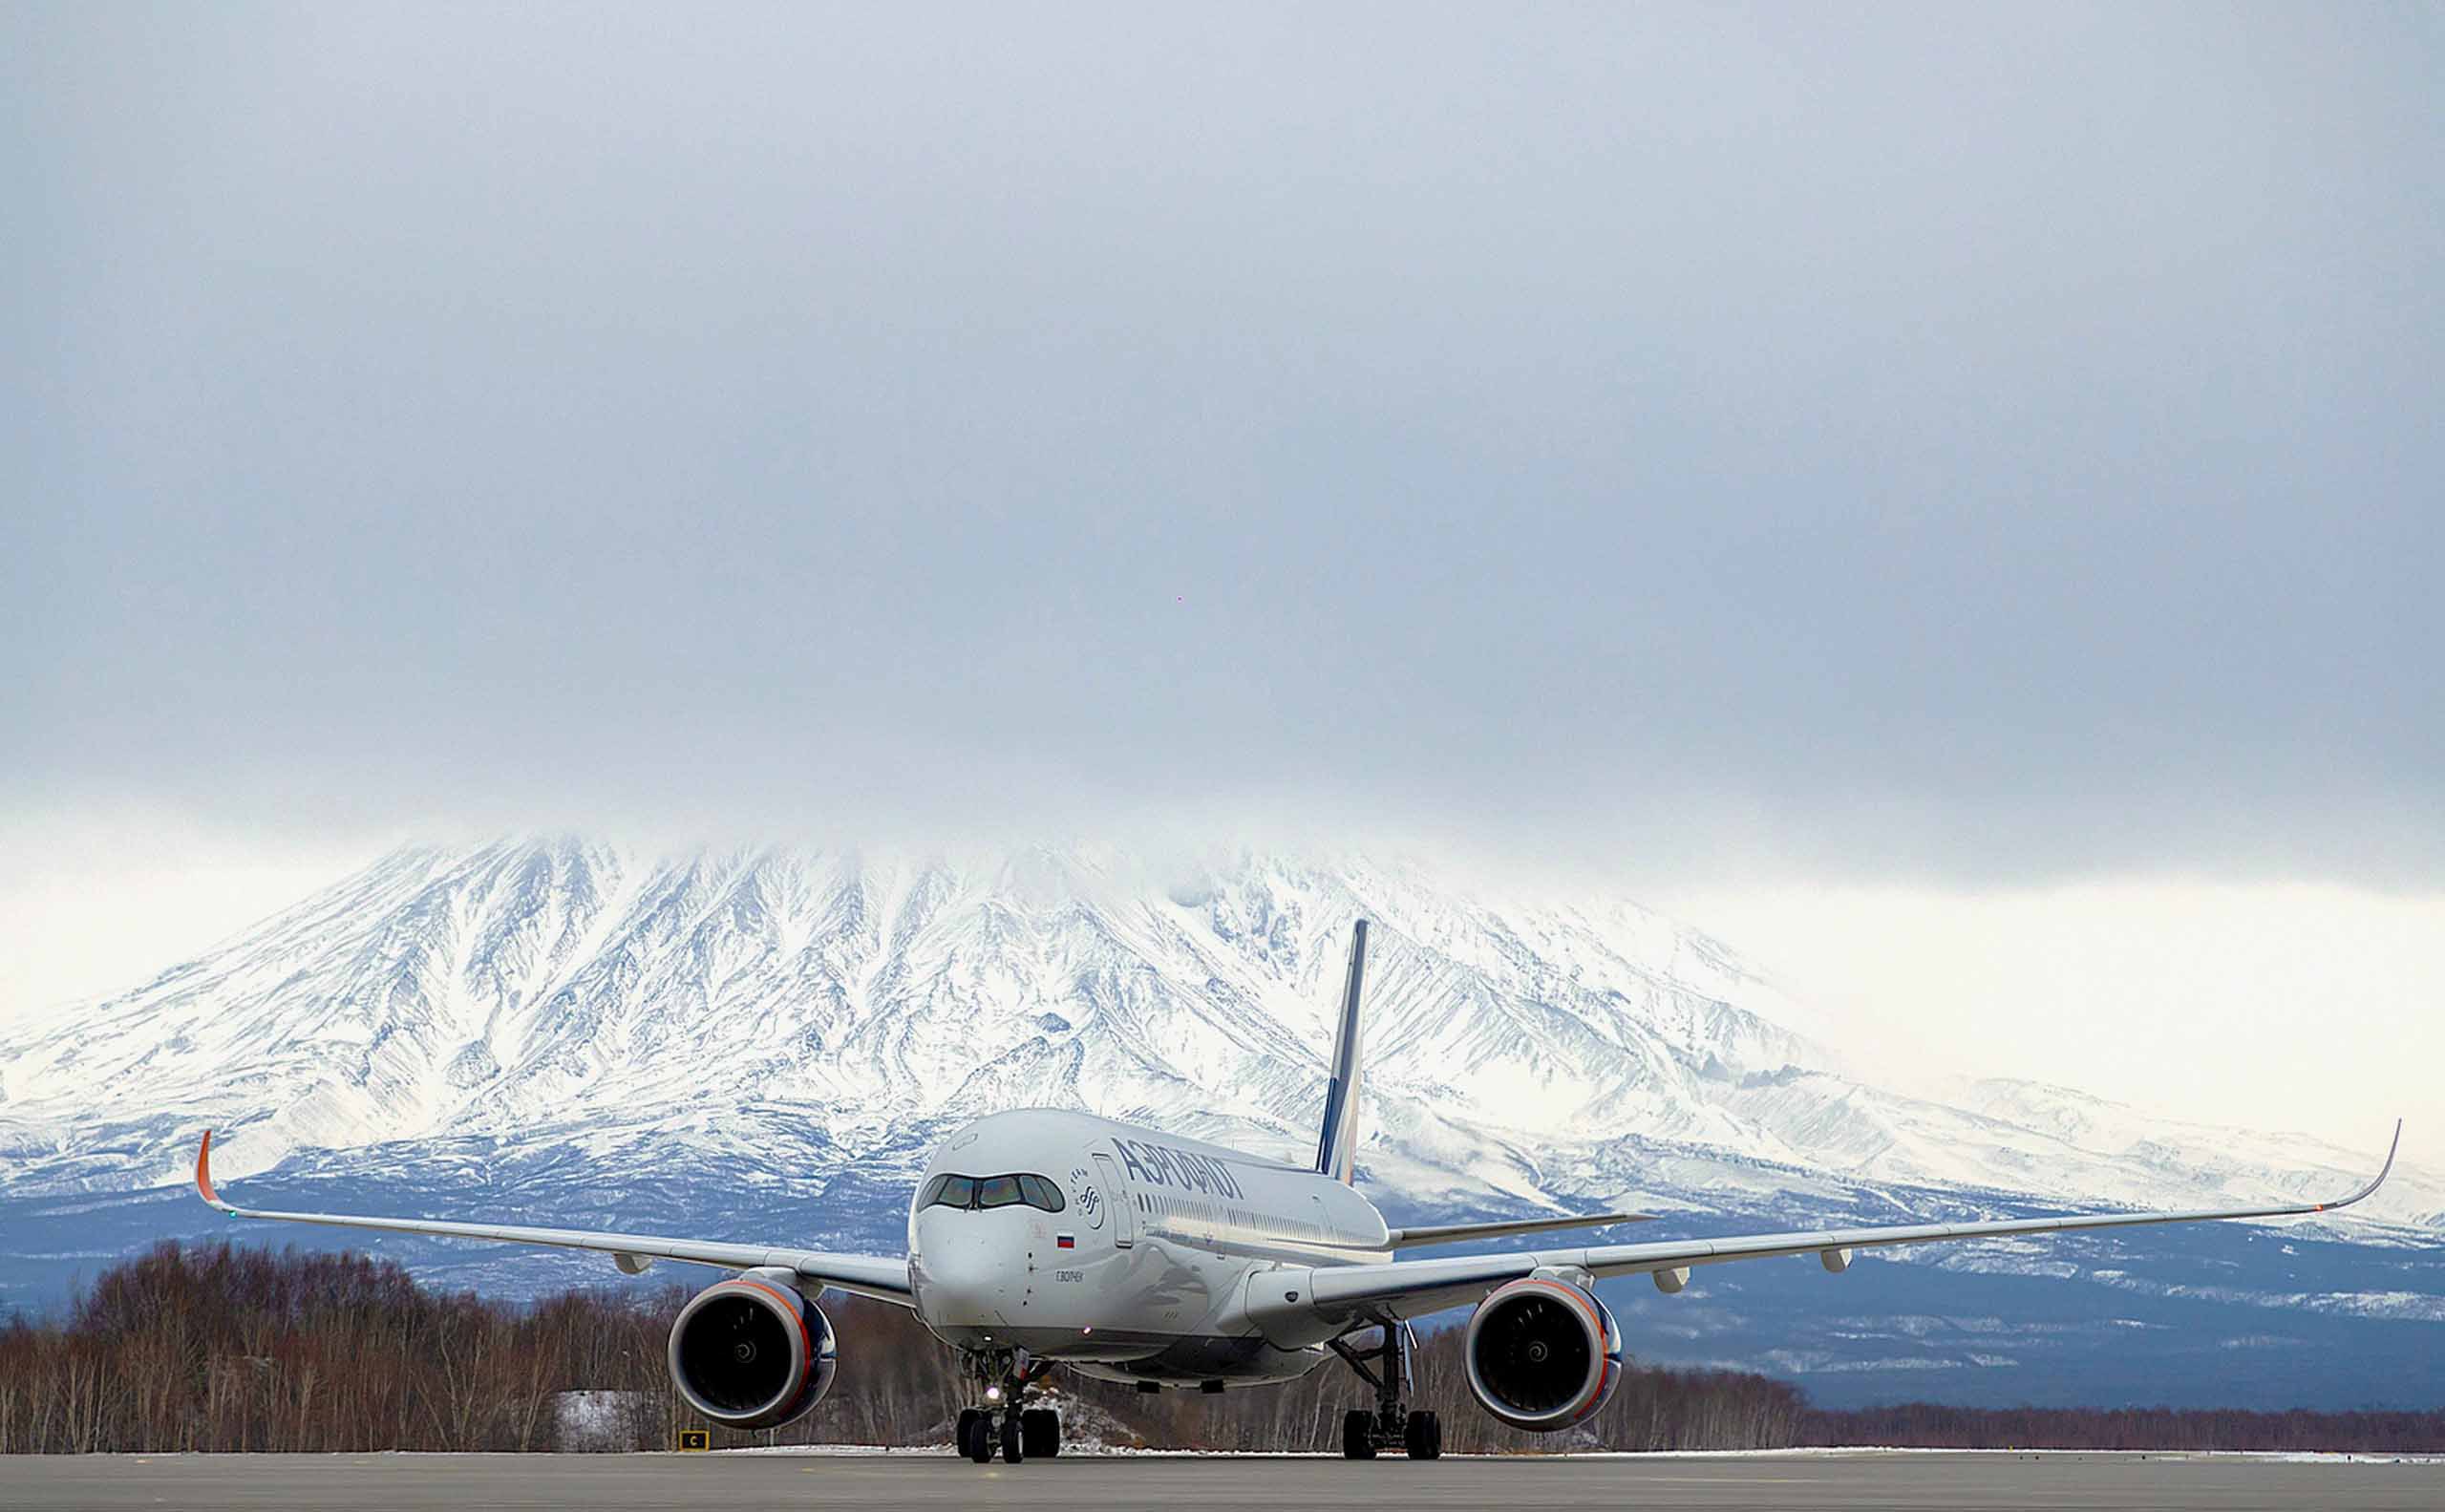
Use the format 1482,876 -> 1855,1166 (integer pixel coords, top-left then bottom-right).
1056,1233 -> 1075,1248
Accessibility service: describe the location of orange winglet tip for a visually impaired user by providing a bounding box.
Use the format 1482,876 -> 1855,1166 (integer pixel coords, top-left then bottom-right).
196,1129 -> 224,1208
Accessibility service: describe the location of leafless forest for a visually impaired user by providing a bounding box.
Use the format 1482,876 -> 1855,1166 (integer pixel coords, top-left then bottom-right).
2,1244 -> 2435,1454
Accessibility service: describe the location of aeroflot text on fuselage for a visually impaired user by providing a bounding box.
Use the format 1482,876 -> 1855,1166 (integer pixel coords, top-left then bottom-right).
1110,1138 -> 1244,1199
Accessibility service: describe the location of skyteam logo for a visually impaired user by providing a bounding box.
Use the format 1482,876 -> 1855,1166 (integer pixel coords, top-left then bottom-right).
1071,1165 -> 1106,1230
1110,1138 -> 1244,1200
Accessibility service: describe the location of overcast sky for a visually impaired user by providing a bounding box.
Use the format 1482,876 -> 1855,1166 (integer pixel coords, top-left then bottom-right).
5,5 -> 2438,1148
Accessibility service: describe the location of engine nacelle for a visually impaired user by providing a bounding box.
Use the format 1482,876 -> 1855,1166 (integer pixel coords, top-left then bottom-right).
1462,1276 -> 1623,1432
667,1271 -> 837,1430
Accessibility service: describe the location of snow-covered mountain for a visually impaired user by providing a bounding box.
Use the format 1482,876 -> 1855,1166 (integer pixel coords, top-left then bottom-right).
6,838 -> 2439,1408
2,838 -> 2429,1229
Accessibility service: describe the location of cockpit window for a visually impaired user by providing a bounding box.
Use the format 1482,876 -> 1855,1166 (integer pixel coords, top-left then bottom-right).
925,1174 -> 977,1210
922,1172 -> 1065,1213
1018,1174 -> 1065,1212
975,1175 -> 1025,1208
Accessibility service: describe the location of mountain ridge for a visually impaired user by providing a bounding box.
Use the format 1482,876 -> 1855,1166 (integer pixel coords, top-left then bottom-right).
1,838 -> 2427,1228
5,837 -> 2438,1408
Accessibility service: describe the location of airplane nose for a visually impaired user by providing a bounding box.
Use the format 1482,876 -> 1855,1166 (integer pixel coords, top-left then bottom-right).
917,1217 -> 1010,1326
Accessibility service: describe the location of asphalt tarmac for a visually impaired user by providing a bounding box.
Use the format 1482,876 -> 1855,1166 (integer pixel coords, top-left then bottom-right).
4,1449 -> 2437,1511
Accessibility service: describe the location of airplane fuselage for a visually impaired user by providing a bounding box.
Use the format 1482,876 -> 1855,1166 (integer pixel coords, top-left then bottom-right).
908,1108 -> 1389,1385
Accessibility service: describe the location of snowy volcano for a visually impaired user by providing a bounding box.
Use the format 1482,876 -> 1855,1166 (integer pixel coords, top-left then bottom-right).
1,839 -> 2435,1407
0,839 -> 2423,1218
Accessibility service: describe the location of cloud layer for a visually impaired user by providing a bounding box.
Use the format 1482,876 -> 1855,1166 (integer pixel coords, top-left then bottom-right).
7,5 -> 2439,884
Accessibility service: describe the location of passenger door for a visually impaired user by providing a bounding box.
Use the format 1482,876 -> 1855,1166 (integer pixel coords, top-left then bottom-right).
1091,1152 -> 1134,1248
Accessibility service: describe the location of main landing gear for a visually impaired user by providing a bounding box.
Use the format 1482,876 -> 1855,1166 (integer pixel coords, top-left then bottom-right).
1330,1320 -> 1441,1460
955,1350 -> 1061,1464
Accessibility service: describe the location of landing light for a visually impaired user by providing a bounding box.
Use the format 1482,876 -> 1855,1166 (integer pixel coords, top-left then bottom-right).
984,1386 -> 1003,1402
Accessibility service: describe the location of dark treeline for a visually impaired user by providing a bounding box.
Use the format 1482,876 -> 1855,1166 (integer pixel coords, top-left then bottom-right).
2,1244 -> 2435,1454
0,1243 -> 665,1452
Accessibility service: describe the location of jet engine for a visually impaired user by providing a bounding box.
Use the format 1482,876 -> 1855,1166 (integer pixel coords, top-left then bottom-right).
667,1271 -> 838,1430
1461,1276 -> 1623,1431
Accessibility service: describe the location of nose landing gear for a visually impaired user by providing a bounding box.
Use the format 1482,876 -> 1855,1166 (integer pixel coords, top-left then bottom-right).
1330,1321 -> 1442,1460
956,1350 -> 1061,1464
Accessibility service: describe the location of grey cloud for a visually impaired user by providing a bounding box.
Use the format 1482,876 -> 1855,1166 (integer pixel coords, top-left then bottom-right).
5,4 -> 2439,883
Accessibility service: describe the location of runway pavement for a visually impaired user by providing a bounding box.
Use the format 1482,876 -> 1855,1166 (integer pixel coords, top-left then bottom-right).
4,1449 -> 2438,1511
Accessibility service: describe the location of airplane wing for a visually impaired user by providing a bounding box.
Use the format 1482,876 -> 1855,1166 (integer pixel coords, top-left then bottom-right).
191,1131 -> 914,1306
1260,1121 -> 2402,1327
1387,1210 -> 1655,1246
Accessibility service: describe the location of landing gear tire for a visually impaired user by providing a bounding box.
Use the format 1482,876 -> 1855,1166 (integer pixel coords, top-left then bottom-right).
955,1408 -> 982,1458
1341,1408 -> 1377,1460
963,1412 -> 994,1463
1334,1320 -> 1435,1462
999,1411 -> 1024,1463
1021,1407 -> 1060,1459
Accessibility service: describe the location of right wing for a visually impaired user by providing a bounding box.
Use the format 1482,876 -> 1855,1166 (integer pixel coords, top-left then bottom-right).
1259,1120 -> 2401,1327
193,1130 -> 914,1306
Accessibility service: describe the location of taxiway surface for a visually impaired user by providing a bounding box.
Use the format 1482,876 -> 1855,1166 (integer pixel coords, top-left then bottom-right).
4,1449 -> 2437,1511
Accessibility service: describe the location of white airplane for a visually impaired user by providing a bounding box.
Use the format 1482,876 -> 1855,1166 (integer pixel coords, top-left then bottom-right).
192,920 -> 2400,1463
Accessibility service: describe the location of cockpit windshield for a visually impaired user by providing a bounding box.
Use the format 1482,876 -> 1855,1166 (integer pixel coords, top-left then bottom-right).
921,1172 -> 1065,1213
976,1175 -> 1024,1208
932,1174 -> 976,1209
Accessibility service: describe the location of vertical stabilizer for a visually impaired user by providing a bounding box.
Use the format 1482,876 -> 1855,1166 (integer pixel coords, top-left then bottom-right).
1313,919 -> 1369,1183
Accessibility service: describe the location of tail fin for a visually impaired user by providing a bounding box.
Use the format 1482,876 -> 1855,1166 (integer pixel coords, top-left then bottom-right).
1313,919 -> 1369,1183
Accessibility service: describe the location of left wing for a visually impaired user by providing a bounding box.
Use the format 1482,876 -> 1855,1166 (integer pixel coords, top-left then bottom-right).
192,1130 -> 914,1306
1388,1211 -> 1654,1246
1255,1121 -> 2401,1327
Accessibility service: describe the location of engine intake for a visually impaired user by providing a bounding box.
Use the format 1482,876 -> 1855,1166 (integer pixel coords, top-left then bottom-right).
668,1272 -> 837,1429
1462,1276 -> 1622,1431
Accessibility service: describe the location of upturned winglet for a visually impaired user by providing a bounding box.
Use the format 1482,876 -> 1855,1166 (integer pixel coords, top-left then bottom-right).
2312,1119 -> 2402,1212
195,1129 -> 235,1213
